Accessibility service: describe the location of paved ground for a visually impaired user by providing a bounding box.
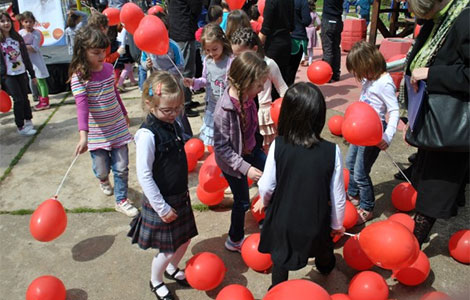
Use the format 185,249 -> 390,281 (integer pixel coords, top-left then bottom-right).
0,46 -> 469,300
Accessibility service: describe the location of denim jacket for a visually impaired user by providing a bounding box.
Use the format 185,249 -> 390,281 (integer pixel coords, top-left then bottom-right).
213,87 -> 251,179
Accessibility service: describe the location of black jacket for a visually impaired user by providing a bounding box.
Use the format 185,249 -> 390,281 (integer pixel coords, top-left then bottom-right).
168,0 -> 203,42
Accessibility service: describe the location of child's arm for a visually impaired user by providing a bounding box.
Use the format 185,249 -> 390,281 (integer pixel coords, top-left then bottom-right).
28,30 -> 42,53
378,78 -> 399,148
188,56 -> 208,90
19,40 -> 36,80
330,145 -> 346,230
269,60 -> 288,97
257,140 -> 277,209
71,74 -> 89,155
135,129 -> 175,221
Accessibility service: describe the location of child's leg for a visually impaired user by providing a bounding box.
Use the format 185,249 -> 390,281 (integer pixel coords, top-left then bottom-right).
308,47 -> 314,65
223,172 -> 250,244
5,74 -> 31,128
345,145 -> 360,198
29,76 -> 39,101
138,65 -> 147,90
124,63 -> 137,84
353,146 -> 381,212
166,240 -> 190,279
271,265 -> 289,288
151,251 -> 174,297
90,149 -> 111,185
110,145 -> 129,203
36,78 -> 49,97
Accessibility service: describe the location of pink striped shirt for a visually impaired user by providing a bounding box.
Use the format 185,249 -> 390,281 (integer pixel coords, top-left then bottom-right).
71,63 -> 132,151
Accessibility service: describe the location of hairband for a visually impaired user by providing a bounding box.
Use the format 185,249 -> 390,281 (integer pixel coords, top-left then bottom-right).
148,83 -> 162,97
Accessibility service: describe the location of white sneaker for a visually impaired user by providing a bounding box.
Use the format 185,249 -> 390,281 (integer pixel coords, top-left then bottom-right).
17,126 -> 37,136
24,120 -> 34,130
115,199 -> 138,217
100,181 -> 113,196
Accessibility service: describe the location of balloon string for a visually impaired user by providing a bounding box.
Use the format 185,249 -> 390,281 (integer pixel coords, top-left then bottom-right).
343,232 -> 356,237
166,54 -> 195,95
54,155 -> 80,200
384,150 -> 412,185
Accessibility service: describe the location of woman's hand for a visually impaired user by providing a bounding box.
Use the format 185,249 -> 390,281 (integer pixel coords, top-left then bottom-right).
161,208 -> 178,223
376,139 -> 389,150
410,67 -> 429,92
183,78 -> 193,88
247,166 -> 263,182
253,198 -> 265,213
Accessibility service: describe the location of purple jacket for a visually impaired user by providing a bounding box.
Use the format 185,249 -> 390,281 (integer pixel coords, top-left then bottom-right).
214,87 -> 252,179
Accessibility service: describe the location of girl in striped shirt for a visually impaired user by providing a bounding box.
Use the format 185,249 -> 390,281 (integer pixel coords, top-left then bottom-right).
69,26 -> 138,217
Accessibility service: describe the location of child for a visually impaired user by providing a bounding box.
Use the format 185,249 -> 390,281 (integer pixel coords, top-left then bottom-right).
65,9 -> 89,55
230,27 -> 288,150
207,5 -> 224,25
69,26 -> 138,217
116,24 -> 138,92
301,0 -> 321,67
345,41 -> 399,224
19,11 -> 51,111
183,23 -> 233,146
254,82 -> 346,288
0,11 -> 37,136
128,71 -> 198,300
214,51 -> 269,252
224,9 -> 251,42
248,4 -> 261,34
219,0 -> 231,31
87,11 -> 125,64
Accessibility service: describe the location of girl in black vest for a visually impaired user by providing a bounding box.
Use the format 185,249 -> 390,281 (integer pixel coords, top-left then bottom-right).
128,71 -> 198,300
254,82 -> 346,289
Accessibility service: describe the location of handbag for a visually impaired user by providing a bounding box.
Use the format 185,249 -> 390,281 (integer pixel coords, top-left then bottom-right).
405,91 -> 470,152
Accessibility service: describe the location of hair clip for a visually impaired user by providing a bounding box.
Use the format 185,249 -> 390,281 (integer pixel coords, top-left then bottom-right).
155,83 -> 162,96
148,86 -> 153,96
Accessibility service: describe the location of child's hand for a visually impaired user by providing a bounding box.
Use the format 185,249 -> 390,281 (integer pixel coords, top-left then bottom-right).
183,78 -> 193,88
145,57 -> 153,69
376,139 -> 389,150
124,115 -> 130,127
31,78 -> 37,86
161,208 -> 178,223
75,139 -> 88,155
247,167 -> 263,182
253,198 -> 265,213
330,226 -> 345,238
117,47 -> 126,55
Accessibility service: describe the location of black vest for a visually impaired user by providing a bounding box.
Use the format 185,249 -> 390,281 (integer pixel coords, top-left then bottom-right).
140,114 -> 188,196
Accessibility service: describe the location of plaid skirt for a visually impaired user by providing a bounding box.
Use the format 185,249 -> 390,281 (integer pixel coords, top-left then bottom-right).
128,191 -> 198,252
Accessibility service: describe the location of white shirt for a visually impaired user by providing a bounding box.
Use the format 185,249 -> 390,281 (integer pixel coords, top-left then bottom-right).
258,56 -> 288,107
135,128 -> 172,217
359,73 -> 400,145
258,140 -> 346,230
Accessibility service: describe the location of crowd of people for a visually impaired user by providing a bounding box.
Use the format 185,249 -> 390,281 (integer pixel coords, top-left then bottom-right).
0,0 -> 468,299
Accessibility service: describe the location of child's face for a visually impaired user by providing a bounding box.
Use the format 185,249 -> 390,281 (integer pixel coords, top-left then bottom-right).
204,41 -> 224,61
231,44 -> 251,57
245,76 -> 268,99
86,48 -> 106,71
0,16 -> 12,34
151,97 -> 184,124
21,18 -> 34,32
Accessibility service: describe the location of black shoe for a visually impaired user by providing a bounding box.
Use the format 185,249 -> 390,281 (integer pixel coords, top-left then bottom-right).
184,108 -> 199,117
164,268 -> 190,287
408,153 -> 417,163
328,77 -> 340,83
149,282 -> 175,300
187,101 -> 200,109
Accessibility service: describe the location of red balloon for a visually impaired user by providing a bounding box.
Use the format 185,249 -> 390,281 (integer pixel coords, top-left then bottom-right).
147,5 -> 164,15
448,229 -> 470,264
270,97 -> 283,126
12,17 -> 19,32
199,155 -> 228,193
186,151 -> 198,172
186,252 -> 226,291
343,168 -> 350,191
393,250 -> 430,286
251,195 -> 265,223
216,284 -> 254,300
307,61 -> 333,85
342,102 -> 383,146
388,213 -> 415,232
331,294 -> 352,300
241,233 -> 272,272
386,54 -> 406,63
26,275 -> 66,300
37,29 -> 44,46
328,115 -> 344,136
258,16 -> 264,25
420,291 -> 451,300
359,220 -> 419,270
185,138 -> 205,160
196,184 -> 224,206
263,279 -> 330,300
414,25 -> 422,38
226,0 -> 245,10
348,271 -> 389,300
30,198 -> 67,242
343,200 -> 359,229
207,145 -> 214,154
120,2 -> 145,34
258,0 -> 266,16
343,235 -> 374,271
103,7 -> 121,26
391,182 -> 417,212
0,90 -> 12,113
247,177 -> 254,187
134,15 -> 169,55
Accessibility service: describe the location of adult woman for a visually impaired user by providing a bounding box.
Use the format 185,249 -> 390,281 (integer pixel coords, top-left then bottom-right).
403,0 -> 469,247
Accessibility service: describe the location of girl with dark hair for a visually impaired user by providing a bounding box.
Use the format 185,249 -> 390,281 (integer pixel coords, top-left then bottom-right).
214,51 -> 269,252
255,82 -> 346,288
0,10 -> 37,136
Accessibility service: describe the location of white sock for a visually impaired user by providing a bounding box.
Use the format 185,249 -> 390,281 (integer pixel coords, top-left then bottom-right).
151,252 -> 174,297
166,241 -> 190,280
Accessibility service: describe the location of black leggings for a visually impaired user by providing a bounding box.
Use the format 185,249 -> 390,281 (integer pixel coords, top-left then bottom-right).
3,73 -> 32,128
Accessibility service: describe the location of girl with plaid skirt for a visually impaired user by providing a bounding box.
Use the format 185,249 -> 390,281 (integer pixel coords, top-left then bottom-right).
128,71 -> 198,300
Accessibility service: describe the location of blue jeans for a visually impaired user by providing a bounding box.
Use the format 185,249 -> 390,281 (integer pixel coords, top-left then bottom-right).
90,145 -> 129,203
345,144 -> 381,211
223,147 -> 266,242
138,65 -> 148,91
